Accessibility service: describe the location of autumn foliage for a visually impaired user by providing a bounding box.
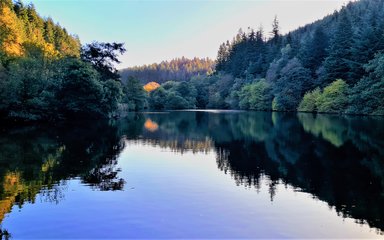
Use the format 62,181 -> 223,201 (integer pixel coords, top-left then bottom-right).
143,82 -> 160,92
0,1 -> 80,58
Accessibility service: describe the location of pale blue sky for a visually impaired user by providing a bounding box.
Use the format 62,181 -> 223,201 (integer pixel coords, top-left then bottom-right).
27,0 -> 349,68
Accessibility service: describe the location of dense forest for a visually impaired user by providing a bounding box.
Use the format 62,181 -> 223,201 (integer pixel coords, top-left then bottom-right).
135,0 -> 384,115
120,57 -> 215,84
0,0 -> 383,121
0,0 -> 128,121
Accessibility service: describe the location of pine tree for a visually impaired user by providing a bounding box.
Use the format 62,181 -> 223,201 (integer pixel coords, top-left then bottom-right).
323,12 -> 354,85
300,25 -> 328,74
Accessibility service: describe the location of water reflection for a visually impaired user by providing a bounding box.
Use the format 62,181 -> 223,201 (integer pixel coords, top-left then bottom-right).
0,111 -> 383,236
0,121 -> 125,224
119,111 -> 384,233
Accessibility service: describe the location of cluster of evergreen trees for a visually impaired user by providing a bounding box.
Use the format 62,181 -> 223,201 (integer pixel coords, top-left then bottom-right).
1,0 -> 383,119
0,0 -> 129,121
144,0 -> 384,115
120,57 -> 215,84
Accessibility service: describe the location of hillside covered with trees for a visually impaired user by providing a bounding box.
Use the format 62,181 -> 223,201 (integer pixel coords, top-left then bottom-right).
120,57 -> 215,84
139,0 -> 384,115
1,0 -> 383,121
0,0 -> 127,121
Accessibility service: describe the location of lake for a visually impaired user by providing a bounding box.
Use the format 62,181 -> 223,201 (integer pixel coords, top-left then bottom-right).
0,111 -> 383,238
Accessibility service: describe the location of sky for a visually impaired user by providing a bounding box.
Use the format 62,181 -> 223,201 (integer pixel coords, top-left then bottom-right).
26,0 -> 351,69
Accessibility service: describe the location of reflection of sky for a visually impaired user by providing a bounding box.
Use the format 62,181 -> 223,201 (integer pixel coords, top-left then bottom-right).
3,143 -> 380,238
27,0 -> 348,67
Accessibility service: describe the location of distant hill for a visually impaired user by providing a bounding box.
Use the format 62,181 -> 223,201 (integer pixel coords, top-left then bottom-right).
120,57 -> 215,84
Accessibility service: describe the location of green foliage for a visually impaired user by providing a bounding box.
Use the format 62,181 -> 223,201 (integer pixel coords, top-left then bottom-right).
190,75 -> 211,109
148,87 -> 167,110
298,79 -> 348,114
2,56 -> 52,120
272,98 -> 278,111
81,42 -> 126,81
298,88 -> 321,112
1,0 -> 384,117
148,81 -> 197,110
317,79 -> 348,113
0,1 -> 128,121
203,0 -> 384,115
102,79 -> 123,115
273,58 -> 312,111
0,55 -> 124,121
58,59 -> 105,118
165,92 -> 190,109
120,57 -> 214,84
323,13 -> 354,85
122,76 -> 147,111
348,52 -> 384,115
238,79 -> 273,111
207,74 -> 235,109
299,26 -> 328,73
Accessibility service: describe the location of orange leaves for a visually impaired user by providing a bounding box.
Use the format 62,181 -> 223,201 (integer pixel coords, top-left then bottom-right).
143,81 -> 160,92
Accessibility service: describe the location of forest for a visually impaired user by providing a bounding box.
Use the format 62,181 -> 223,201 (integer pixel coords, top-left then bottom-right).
120,57 -> 214,84
129,0 -> 384,115
0,0 -> 128,121
0,0 -> 383,122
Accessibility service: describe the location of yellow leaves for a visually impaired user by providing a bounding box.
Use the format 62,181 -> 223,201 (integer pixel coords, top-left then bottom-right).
40,42 -> 59,58
0,4 -> 81,58
143,82 -> 160,92
0,5 -> 24,56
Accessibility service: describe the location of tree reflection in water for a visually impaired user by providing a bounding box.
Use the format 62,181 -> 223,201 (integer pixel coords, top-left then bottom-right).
0,111 -> 383,234
120,111 -> 384,233
0,119 -> 126,228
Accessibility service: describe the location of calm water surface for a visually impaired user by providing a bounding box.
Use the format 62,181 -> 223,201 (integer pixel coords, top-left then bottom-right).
0,111 -> 383,238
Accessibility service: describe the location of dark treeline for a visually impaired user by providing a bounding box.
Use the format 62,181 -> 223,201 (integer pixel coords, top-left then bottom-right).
0,0 -> 129,121
141,0 -> 384,115
119,57 -> 215,84
119,111 -> 384,232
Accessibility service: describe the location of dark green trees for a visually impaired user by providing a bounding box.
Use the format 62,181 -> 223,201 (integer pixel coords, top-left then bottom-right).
272,58 -> 312,111
59,59 -> 105,118
348,52 -> 384,115
201,0 -> 384,115
0,1 -> 128,121
148,81 -> 197,110
120,57 -> 214,84
122,76 -> 147,111
299,26 -> 328,75
2,57 -> 50,120
323,13 -> 354,85
81,42 -> 126,81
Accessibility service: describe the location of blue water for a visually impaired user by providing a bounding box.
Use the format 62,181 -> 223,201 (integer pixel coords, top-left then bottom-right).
0,111 -> 383,238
